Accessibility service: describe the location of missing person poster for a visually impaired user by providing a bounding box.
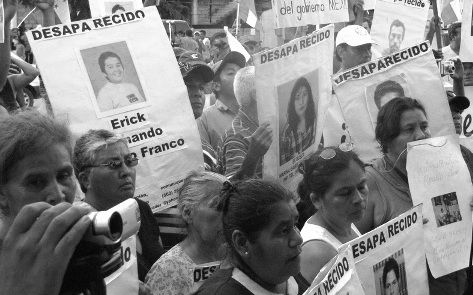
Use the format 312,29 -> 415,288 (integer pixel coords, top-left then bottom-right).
90,0 -> 144,17
406,135 -> 473,278
192,261 -> 220,292
271,0 -> 349,28
370,0 -> 429,58
349,206 -> 429,295
303,247 -> 366,295
254,25 -> 333,192
460,0 -> 473,62
27,7 -> 204,212
332,42 -> 454,163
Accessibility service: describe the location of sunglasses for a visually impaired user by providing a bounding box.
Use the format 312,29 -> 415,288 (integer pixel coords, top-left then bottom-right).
299,142 -> 354,175
86,158 -> 139,170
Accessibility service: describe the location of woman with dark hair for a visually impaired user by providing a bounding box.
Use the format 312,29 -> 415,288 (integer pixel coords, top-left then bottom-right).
298,146 -> 367,283
280,77 -> 316,164
195,179 -> 308,295
356,96 -> 467,294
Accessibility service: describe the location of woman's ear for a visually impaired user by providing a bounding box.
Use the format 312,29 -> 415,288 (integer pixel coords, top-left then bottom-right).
310,192 -> 323,211
78,171 -> 91,192
232,229 -> 250,258
181,204 -> 193,225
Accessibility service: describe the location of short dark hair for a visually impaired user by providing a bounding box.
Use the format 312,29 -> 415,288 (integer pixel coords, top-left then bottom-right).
98,51 -> 122,73
448,22 -> 462,41
382,257 -> 400,288
375,97 -> 427,154
374,80 -> 405,110
390,19 -> 405,39
111,4 -> 125,13
185,29 -> 194,37
299,146 -> 364,201
200,30 -> 206,36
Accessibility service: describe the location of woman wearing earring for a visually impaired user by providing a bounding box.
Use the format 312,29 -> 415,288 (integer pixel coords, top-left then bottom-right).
280,77 -> 317,165
298,146 -> 367,284
195,179 -> 308,295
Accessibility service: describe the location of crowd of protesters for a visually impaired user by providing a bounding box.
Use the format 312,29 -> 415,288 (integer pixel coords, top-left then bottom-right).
1,0 -> 473,294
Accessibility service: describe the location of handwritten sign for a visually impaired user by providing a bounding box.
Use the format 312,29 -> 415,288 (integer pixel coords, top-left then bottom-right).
407,135 -> 473,278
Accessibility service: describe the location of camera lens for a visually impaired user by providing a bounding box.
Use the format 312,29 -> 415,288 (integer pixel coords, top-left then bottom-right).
88,211 -> 123,241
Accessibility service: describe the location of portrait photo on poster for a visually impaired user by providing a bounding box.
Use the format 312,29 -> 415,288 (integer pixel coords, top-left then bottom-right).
383,19 -> 406,56
278,70 -> 319,166
105,1 -> 135,14
78,40 -> 148,118
372,249 -> 408,295
365,73 -> 411,131
431,192 -> 463,227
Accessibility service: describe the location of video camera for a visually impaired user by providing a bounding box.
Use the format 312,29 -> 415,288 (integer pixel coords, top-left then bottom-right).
60,199 -> 141,295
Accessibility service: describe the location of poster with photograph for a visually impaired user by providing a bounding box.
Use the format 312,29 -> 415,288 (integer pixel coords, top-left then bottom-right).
303,247 -> 366,295
406,135 -> 473,278
90,0 -> 143,17
332,42 -> 454,163
272,0 -> 349,28
27,7 -> 204,213
460,0 -> 473,62
254,25 -> 333,193
459,86 -> 473,150
370,0 -> 429,58
348,206 -> 429,295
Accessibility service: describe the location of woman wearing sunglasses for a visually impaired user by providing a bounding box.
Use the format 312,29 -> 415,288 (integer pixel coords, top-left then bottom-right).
298,146 -> 367,284
356,97 -> 467,294
74,129 -> 165,282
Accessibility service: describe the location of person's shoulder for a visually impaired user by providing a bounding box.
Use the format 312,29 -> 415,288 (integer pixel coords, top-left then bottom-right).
195,268 -> 252,295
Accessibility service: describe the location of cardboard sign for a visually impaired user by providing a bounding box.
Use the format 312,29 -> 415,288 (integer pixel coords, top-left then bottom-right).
27,8 -> 204,212
303,247 -> 366,295
348,206 -> 429,294
332,42 -> 454,163
370,0 -> 430,58
407,135 -> 473,278
90,0 -> 144,17
192,261 -> 220,292
254,25 -> 333,192
271,0 -> 349,28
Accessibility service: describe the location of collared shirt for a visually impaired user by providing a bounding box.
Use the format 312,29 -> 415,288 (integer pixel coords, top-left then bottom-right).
217,110 -> 262,179
197,100 -> 237,153
97,81 -> 145,112
280,123 -> 315,165
232,268 -> 298,295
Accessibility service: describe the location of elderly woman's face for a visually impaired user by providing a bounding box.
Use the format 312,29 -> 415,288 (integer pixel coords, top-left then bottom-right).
190,195 -> 224,244
0,144 -> 76,218
245,200 -> 302,286
387,108 -> 431,162
294,86 -> 309,118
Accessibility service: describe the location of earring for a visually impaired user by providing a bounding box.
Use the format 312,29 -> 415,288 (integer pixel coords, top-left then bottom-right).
245,251 -> 248,255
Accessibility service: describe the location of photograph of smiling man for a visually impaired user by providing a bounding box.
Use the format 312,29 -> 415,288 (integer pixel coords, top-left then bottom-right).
80,41 -> 147,116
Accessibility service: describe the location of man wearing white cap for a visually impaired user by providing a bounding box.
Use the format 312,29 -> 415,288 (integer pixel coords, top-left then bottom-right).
335,25 -> 376,72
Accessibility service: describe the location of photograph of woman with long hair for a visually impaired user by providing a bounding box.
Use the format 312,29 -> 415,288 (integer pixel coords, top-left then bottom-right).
280,77 -> 316,165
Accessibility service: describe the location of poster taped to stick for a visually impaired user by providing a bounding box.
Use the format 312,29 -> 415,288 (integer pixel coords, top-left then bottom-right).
349,206 -> 429,295
254,25 -> 333,192
460,0 -> 473,62
303,247 -> 366,295
406,135 -> 473,278
271,0 -> 349,28
90,0 -> 144,17
370,0 -> 429,58
27,7 -> 204,212
332,42 -> 454,163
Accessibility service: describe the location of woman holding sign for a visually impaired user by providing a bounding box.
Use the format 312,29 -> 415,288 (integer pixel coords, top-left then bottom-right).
298,146 -> 367,283
280,77 -> 316,164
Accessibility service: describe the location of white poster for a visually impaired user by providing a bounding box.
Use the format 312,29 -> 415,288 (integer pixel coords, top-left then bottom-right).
90,0 -> 144,17
349,206 -> 429,295
303,247 -> 366,295
254,25 -> 333,192
27,8 -> 204,212
0,1 -> 3,44
332,42 -> 454,163
460,0 -> 473,62
271,0 -> 349,28
406,135 -> 473,278
54,0 -> 71,24
370,0 -> 430,58
105,235 -> 139,295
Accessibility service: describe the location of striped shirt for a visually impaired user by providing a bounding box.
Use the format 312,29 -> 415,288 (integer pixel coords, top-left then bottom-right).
217,110 -> 262,179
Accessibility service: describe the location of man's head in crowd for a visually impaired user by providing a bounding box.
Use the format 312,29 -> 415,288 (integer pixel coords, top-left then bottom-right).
388,19 -> 405,53
99,51 -> 124,84
199,30 -> 207,40
448,22 -> 462,51
235,66 -> 256,117
336,25 -> 375,71
374,80 -> 405,110
212,51 -> 246,102
383,257 -> 400,295
176,50 -> 214,119
463,62 -> 473,86
74,129 -> 138,211
185,29 -> 194,37
447,91 -> 470,135
211,31 -> 228,49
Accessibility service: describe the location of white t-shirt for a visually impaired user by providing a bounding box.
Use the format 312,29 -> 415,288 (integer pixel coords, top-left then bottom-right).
97,81 -> 145,112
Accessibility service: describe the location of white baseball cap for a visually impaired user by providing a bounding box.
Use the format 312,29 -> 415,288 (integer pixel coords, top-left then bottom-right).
336,25 -> 375,47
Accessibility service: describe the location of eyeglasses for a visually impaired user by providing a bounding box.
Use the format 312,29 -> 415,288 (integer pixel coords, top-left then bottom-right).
299,142 -> 354,175
86,158 -> 139,170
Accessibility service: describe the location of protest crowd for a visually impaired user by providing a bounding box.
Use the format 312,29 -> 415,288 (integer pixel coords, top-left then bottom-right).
2,0 -> 473,294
